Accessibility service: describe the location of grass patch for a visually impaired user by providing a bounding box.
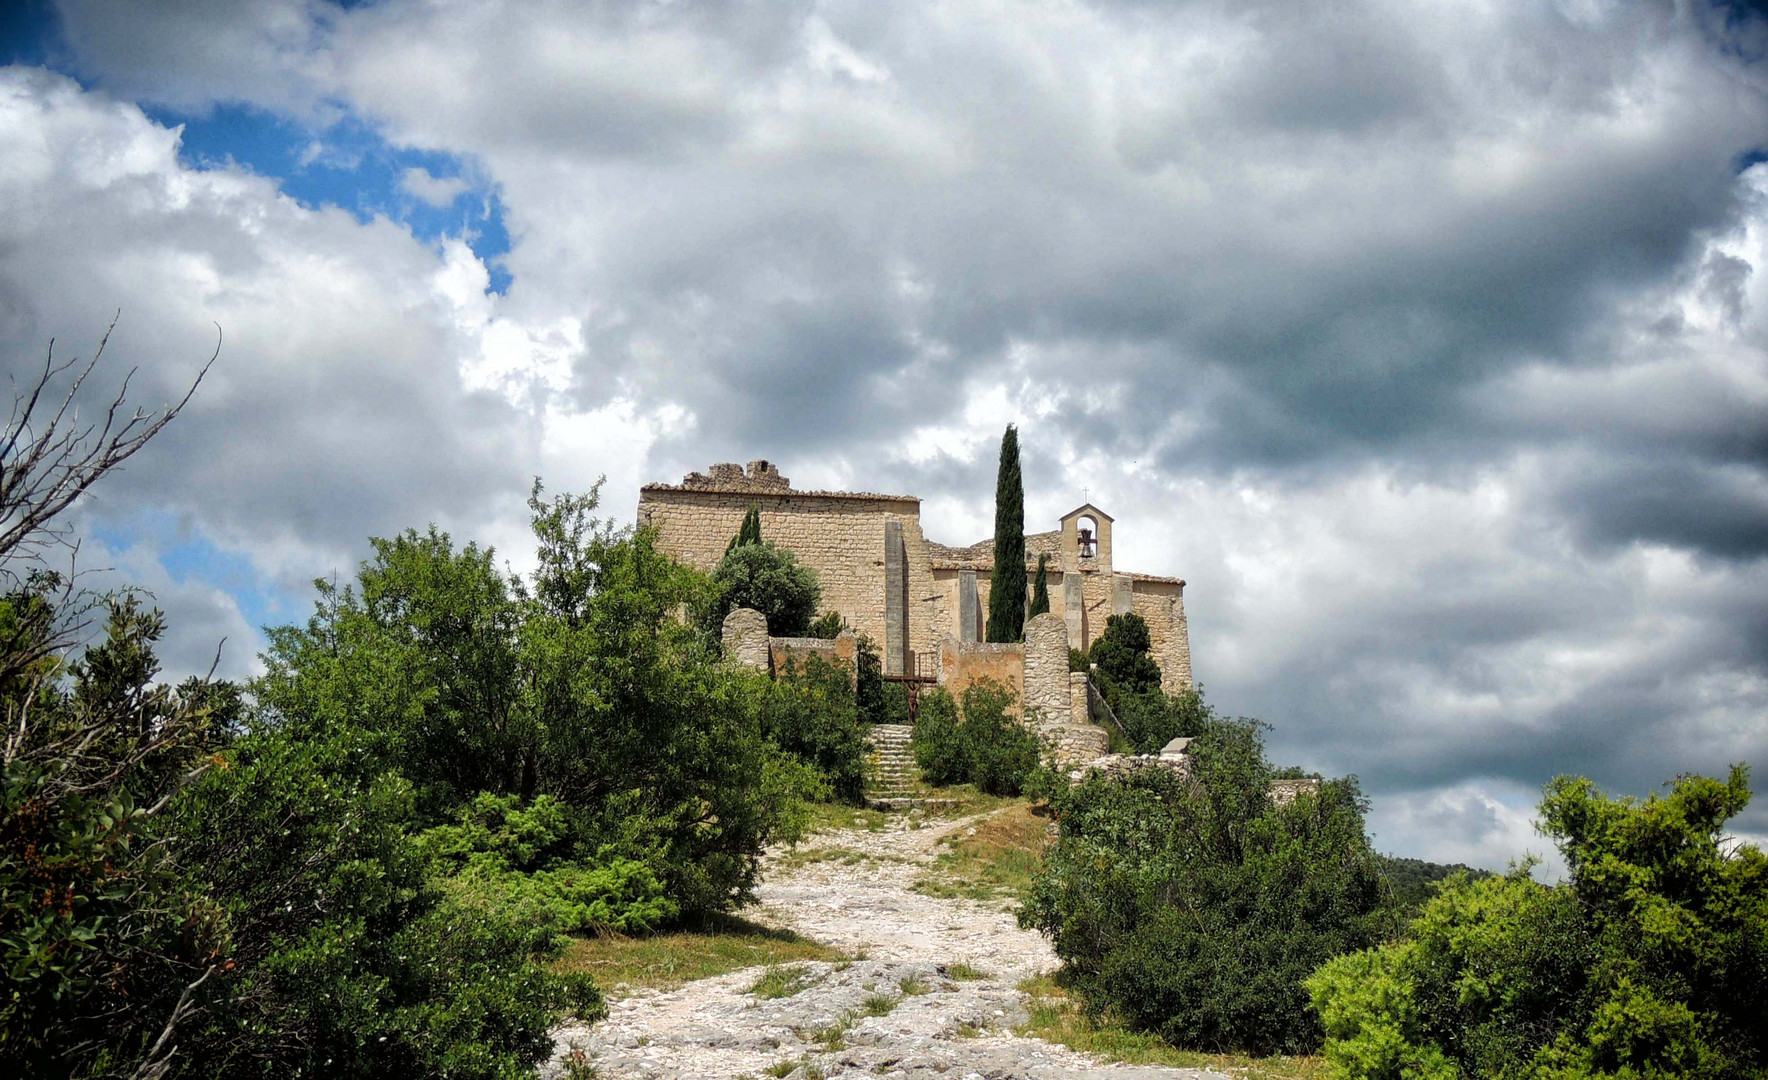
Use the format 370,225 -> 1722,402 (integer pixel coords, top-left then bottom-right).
912,801 -> 1049,902
898,973 -> 930,996
1016,974 -> 1326,1080
750,963 -> 818,999
773,844 -> 914,872
804,801 -> 892,834
551,913 -> 843,998
941,962 -> 989,981
860,992 -> 897,1017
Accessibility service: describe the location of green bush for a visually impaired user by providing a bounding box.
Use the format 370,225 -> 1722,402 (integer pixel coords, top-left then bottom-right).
910,686 -> 967,785
959,680 -> 1042,795
1307,768 -> 1768,1080
1089,613 -> 1162,699
909,680 -> 1041,796
166,726 -> 602,1080
708,540 -> 822,638
0,595 -> 230,1080
420,793 -> 679,937
763,656 -> 867,804
1112,685 -> 1214,754
1021,718 -> 1390,1055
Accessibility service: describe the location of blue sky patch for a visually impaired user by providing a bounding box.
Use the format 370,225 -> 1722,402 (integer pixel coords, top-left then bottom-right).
95,516 -> 303,645
151,102 -> 514,293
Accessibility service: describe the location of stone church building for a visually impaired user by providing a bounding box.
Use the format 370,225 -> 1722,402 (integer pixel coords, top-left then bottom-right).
636,459 -> 1192,696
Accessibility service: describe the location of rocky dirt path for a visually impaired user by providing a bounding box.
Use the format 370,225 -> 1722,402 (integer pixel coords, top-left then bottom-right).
544,810 -> 1226,1080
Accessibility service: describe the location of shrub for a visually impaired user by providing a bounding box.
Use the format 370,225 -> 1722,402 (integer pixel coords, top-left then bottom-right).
805,610 -> 844,639
0,595 -> 230,1080
854,634 -> 884,720
166,726 -> 602,1080
1112,685 -> 1214,754
420,793 -> 679,937
1021,718 -> 1390,1055
909,680 -> 1041,796
1307,767 -> 1768,1080
1089,613 -> 1162,700
763,656 -> 867,804
256,484 -> 822,919
959,681 -> 1042,796
709,541 -> 822,638
910,686 -> 967,786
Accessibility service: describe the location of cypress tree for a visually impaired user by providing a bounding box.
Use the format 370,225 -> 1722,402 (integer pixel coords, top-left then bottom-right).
725,504 -> 762,554
1028,552 -> 1050,619
986,424 -> 1026,642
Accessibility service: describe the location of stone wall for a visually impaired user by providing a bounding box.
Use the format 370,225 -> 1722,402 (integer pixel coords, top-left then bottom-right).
936,635 -> 1023,712
722,607 -> 770,671
1130,580 -> 1191,691
1021,612 -> 1071,727
1270,778 -> 1322,807
638,485 -> 946,667
769,631 -> 858,681
1045,724 -> 1110,765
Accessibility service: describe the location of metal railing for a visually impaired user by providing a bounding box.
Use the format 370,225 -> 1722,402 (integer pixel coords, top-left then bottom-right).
1085,677 -> 1131,745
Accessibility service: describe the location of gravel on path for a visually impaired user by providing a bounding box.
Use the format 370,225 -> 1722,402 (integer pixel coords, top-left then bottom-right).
543,810 -> 1227,1080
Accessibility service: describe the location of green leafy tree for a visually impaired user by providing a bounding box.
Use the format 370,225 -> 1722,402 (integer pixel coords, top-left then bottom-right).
1114,684 -> 1214,754
909,687 -> 966,786
1028,553 -> 1050,619
1022,717 -> 1389,1055
709,541 -> 822,638
1089,613 -> 1162,698
254,483 -> 821,918
853,634 -> 885,721
1,595 -> 227,1080
986,424 -> 1025,642
1308,767 -> 1768,1080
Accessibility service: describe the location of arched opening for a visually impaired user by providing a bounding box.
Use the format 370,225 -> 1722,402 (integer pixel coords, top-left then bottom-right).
1077,515 -> 1099,559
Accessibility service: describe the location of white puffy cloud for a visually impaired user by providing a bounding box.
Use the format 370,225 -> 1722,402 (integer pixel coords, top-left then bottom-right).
399,165 -> 471,207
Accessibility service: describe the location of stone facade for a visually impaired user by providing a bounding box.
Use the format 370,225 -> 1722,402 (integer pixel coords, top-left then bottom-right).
936,637 -> 1024,711
770,631 -> 859,682
638,463 -> 943,676
638,462 -> 1191,688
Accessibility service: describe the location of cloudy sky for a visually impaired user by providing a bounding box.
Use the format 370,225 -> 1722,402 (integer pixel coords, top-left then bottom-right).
3,0 -> 1766,871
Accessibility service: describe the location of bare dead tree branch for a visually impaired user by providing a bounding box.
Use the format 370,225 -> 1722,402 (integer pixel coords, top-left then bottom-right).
0,314 -> 219,575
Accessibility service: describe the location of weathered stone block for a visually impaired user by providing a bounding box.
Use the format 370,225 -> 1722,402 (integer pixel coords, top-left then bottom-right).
722,607 -> 770,671
1022,612 -> 1070,728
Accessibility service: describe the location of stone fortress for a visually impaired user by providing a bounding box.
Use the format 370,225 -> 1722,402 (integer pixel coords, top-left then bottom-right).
637,459 -> 1196,765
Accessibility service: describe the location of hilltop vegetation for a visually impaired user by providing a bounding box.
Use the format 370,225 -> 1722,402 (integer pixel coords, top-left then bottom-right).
0,359 -> 872,1080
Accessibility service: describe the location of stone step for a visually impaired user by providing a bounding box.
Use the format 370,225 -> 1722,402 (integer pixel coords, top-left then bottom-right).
864,724 -> 924,806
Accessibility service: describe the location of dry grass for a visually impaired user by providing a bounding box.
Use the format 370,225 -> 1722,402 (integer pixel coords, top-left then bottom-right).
803,801 -> 892,834
912,800 -> 1050,902
551,914 -> 844,998
1017,975 -> 1327,1080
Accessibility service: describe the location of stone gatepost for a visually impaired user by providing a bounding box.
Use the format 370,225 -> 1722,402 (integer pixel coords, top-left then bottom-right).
721,607 -> 770,672
1022,612 -> 1071,728
957,570 -> 980,643
1063,574 -> 1086,649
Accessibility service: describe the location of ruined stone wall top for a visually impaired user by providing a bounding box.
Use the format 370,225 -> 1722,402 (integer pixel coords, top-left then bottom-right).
644,461 -> 917,501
